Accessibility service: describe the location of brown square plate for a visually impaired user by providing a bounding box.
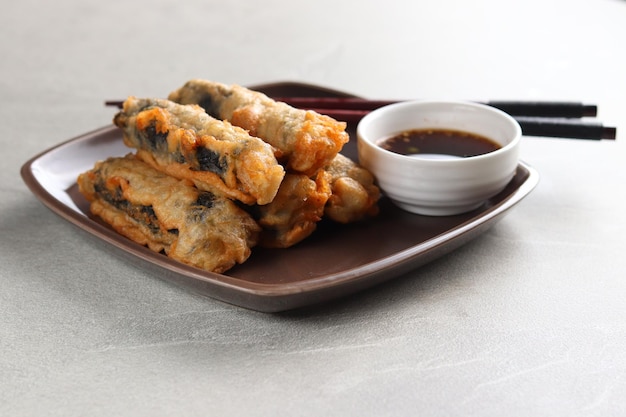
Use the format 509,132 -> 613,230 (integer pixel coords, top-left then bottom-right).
20,82 -> 539,312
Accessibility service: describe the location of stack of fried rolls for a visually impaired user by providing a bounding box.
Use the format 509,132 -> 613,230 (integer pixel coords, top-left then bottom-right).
78,80 -> 380,272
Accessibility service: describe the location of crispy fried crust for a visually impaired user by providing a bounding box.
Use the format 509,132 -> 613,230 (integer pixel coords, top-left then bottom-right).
324,153 -> 380,223
77,154 -> 260,273
249,153 -> 380,247
251,171 -> 332,248
168,79 -> 349,176
113,97 -> 285,205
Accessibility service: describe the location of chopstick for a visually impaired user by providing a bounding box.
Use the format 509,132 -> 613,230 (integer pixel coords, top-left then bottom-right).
285,108 -> 616,140
273,97 -> 598,118
104,98 -> 617,140
514,117 -> 616,140
271,97 -> 615,140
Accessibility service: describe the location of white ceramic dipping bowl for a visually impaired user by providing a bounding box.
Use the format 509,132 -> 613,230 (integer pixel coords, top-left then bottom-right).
357,100 -> 521,216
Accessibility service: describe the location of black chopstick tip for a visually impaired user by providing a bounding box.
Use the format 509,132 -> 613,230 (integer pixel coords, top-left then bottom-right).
105,100 -> 124,108
603,126 -> 617,140
583,104 -> 598,118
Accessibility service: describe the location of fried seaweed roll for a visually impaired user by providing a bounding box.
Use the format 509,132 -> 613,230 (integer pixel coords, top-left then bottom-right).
324,154 -> 380,223
77,154 -> 260,273
252,171 -> 332,248
113,97 -> 285,205
168,79 -> 349,176
249,154 -> 379,247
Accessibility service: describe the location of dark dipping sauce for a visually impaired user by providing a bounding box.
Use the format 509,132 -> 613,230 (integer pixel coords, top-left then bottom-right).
379,128 -> 501,158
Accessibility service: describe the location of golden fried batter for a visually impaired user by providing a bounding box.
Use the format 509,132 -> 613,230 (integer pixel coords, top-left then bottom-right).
324,153 -> 380,223
250,154 -> 380,247
251,171 -> 332,248
77,154 -> 260,273
168,79 -> 349,176
113,97 -> 285,205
